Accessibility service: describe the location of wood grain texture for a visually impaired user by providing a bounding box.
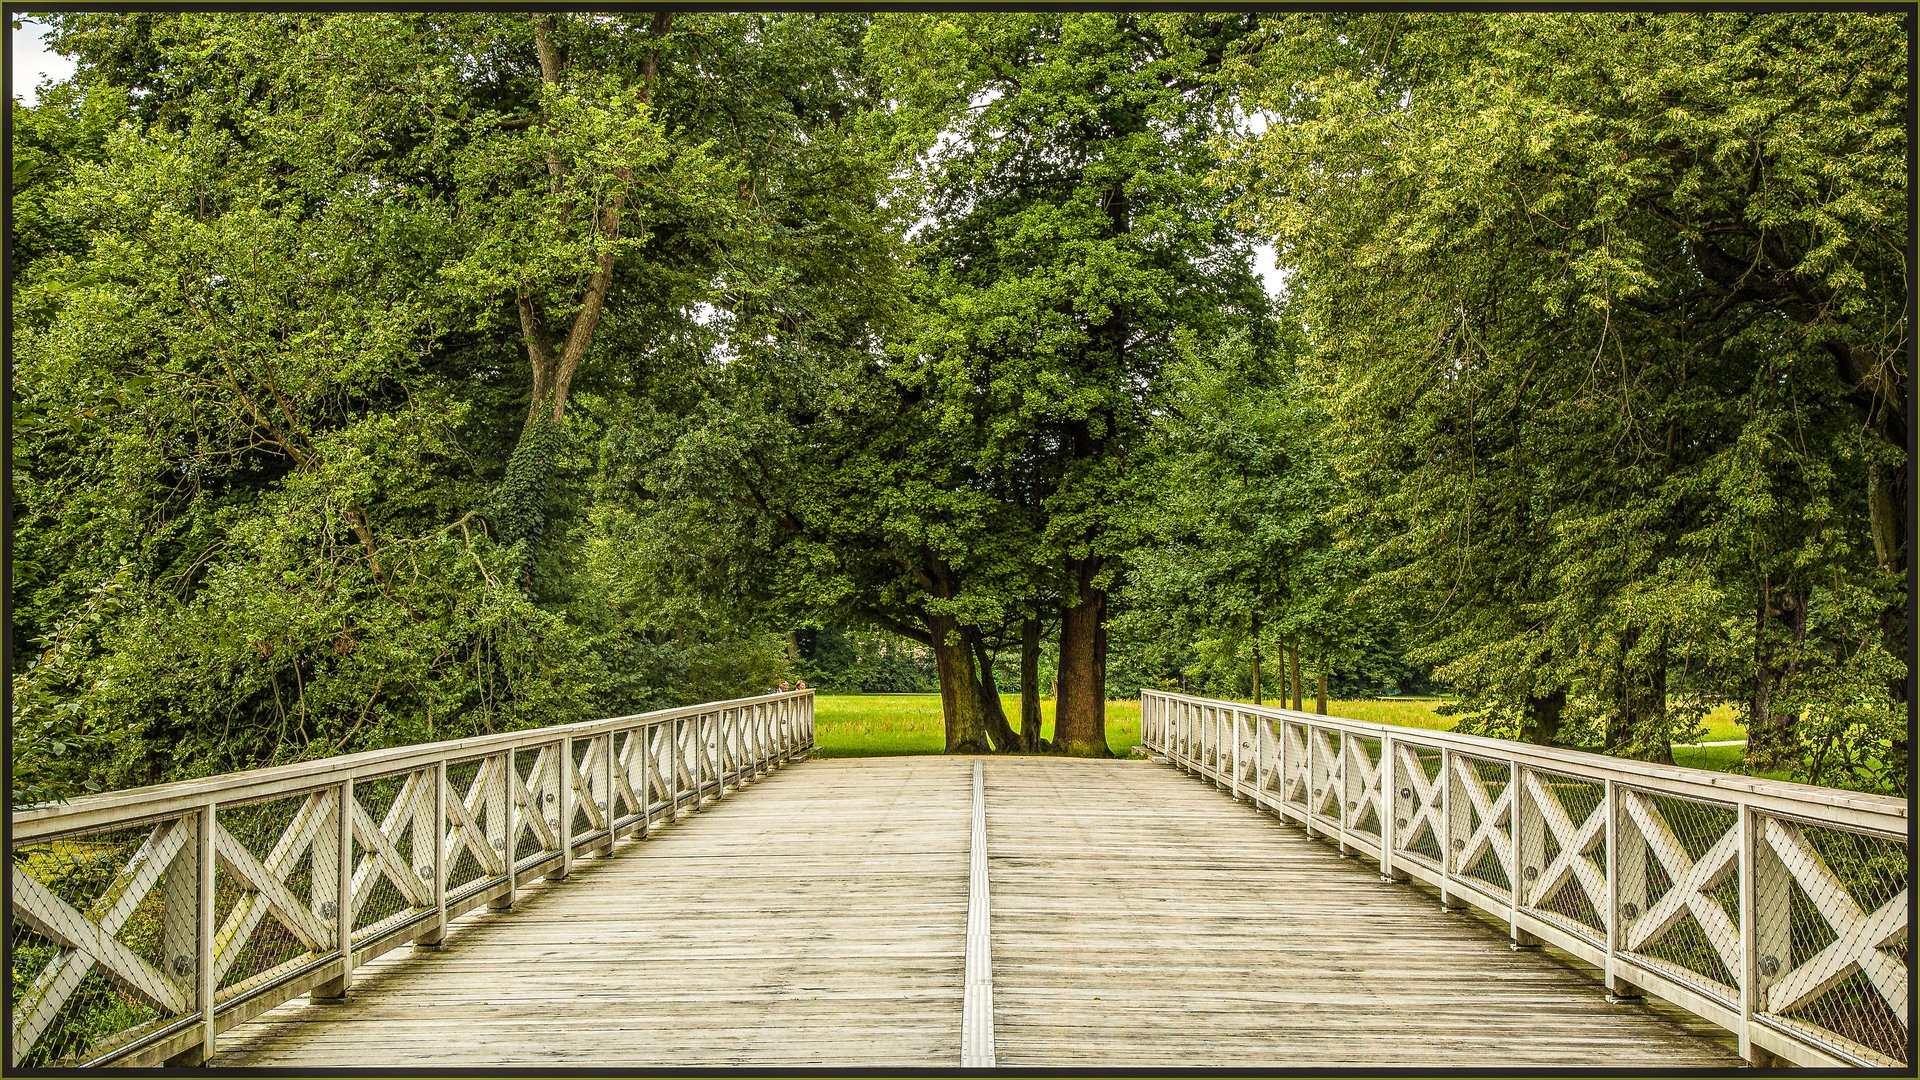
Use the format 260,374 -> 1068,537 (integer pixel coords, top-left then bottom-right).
213,757 -> 969,1068
210,755 -> 1741,1068
984,756 -> 1742,1068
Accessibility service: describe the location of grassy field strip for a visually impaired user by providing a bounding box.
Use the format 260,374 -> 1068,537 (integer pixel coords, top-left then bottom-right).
812,694 -> 1753,775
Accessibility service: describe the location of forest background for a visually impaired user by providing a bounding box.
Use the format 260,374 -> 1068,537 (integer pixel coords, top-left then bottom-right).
7,9 -> 1909,802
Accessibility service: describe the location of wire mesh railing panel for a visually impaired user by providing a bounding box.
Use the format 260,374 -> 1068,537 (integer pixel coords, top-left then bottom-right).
1753,816 -> 1908,1065
1448,754 -> 1514,897
1254,716 -> 1280,800
646,724 -> 674,809
1344,735 -> 1384,837
612,728 -> 646,830
1309,728 -> 1342,826
567,738 -> 601,848
1280,721 -> 1310,810
441,757 -> 498,902
1392,742 -> 1445,867
1515,768 -> 1608,945
10,818 -> 197,1066
1617,788 -> 1741,1003
513,743 -> 562,871
348,770 -> 431,943
210,790 -> 335,1005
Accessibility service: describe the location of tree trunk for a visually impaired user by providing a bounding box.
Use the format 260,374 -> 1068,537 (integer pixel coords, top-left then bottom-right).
494,12 -> 671,569
1751,584 -> 1804,768
971,630 -> 1020,752
1521,687 -> 1567,746
1315,664 -> 1328,716
1289,637 -> 1303,711
1746,578 -> 1802,769
1609,646 -> 1673,765
929,614 -> 992,753
1054,567 -> 1111,757
1019,617 -> 1044,751
1250,611 -> 1262,706
1644,665 -> 1673,765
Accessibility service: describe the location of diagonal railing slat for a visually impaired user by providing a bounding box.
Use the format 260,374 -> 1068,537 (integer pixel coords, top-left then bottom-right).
8,690 -> 814,1069
1139,688 -> 1908,1069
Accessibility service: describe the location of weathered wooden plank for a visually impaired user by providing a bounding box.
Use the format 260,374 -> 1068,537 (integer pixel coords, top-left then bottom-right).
213,758 -> 969,1068
209,754 -> 1744,1069
982,756 -> 1741,1068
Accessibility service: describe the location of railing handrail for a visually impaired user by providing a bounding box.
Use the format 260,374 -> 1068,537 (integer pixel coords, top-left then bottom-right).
12,689 -> 815,842
1142,689 -> 1904,835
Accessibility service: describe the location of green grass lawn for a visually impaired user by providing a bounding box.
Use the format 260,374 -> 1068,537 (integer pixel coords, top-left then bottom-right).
812,693 -> 1452,758
813,693 -> 1141,758
812,693 -> 1771,778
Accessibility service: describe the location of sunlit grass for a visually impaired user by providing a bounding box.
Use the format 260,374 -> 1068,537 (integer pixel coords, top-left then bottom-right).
814,694 -> 1140,757
813,694 -> 1768,778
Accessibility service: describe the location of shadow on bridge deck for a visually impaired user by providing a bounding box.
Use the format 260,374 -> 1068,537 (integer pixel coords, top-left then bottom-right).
214,756 -> 1739,1068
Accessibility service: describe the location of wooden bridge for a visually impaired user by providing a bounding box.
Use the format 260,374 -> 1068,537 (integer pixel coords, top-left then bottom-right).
10,690 -> 1910,1069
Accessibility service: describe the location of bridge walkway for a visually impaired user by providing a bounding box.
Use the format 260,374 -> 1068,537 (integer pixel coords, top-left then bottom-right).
214,757 -> 1738,1068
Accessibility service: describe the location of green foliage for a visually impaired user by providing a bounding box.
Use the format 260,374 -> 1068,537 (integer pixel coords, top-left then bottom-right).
9,12 -> 865,801
1221,11 -> 1906,787
11,11 -> 1901,798
795,627 -> 940,694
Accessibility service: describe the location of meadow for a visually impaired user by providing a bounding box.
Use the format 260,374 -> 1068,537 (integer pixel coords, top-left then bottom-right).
812,694 -> 1754,774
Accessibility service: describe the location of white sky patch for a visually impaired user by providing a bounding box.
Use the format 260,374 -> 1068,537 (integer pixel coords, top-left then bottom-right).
1251,244 -> 1291,300
10,17 -> 76,106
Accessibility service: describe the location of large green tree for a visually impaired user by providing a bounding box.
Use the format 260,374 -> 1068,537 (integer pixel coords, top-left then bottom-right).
1224,11 -> 1906,784
9,11 -> 885,798
868,11 -> 1269,754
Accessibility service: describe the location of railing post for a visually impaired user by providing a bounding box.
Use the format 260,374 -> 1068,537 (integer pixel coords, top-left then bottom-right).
196,803 -> 216,1060
419,761 -> 448,947
1196,704 -> 1206,776
1202,704 -> 1212,777
1380,734 -> 1402,882
1244,707 -> 1259,799
1275,717 -> 1289,820
1230,708 -> 1243,801
1509,759 -> 1537,948
313,779 -> 354,1000
1604,778 -> 1642,1001
670,719 -> 684,814
1739,802 -> 1787,1065
556,738 -> 574,879
1303,723 -> 1320,839
491,749 -> 517,911
1438,746 -> 1457,910
636,726 -> 653,833
695,714 -> 709,804
603,732 -> 619,851
1336,728 -> 1351,856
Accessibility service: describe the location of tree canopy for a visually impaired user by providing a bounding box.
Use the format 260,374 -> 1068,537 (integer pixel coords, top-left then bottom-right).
9,9 -> 1908,801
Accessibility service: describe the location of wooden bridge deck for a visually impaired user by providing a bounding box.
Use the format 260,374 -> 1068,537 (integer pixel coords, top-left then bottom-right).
215,756 -> 1739,1068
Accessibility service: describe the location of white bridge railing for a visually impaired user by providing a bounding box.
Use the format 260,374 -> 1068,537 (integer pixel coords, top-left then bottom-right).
8,690 -> 814,1068
1141,689 -> 1908,1069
